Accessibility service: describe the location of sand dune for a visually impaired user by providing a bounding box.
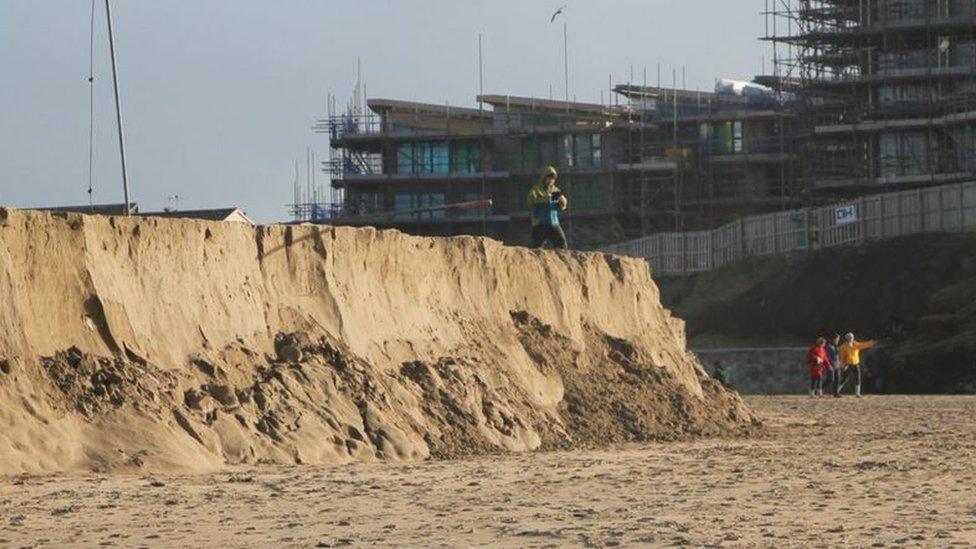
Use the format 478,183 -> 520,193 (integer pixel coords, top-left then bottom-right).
0,209 -> 751,473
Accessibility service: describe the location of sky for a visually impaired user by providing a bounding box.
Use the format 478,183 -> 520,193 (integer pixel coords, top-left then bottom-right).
1,1 -> 770,224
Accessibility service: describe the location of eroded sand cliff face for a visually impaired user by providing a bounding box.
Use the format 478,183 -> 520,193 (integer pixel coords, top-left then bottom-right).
0,209 -> 752,473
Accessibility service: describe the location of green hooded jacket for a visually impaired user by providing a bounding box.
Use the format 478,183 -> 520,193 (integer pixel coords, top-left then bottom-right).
527,166 -> 568,226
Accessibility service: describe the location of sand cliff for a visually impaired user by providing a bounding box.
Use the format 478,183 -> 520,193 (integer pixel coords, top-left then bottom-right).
0,209 -> 752,473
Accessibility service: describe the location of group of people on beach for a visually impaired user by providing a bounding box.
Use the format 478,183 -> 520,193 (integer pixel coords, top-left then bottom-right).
807,333 -> 877,398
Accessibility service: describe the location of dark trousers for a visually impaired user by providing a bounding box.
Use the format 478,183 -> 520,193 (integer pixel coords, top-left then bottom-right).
531,224 -> 568,249
810,375 -> 823,393
836,364 -> 862,394
824,368 -> 839,393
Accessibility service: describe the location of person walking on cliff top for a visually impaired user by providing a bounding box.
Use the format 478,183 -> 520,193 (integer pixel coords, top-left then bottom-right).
806,337 -> 830,397
527,166 -> 569,249
836,332 -> 878,398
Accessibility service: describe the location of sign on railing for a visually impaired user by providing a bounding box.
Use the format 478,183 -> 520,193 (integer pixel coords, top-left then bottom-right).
834,204 -> 858,225
602,181 -> 976,276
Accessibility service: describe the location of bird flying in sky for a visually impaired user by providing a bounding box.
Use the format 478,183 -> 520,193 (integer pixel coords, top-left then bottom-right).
550,5 -> 566,23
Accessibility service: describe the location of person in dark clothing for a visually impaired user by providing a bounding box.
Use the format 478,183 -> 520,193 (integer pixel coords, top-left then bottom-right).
527,166 -> 569,249
825,333 -> 841,397
713,360 -> 731,388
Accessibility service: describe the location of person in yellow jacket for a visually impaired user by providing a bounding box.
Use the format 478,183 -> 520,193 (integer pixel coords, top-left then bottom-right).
527,166 -> 569,249
835,332 -> 877,397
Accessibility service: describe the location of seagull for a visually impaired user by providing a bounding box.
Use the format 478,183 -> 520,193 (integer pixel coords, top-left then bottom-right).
550,5 -> 566,23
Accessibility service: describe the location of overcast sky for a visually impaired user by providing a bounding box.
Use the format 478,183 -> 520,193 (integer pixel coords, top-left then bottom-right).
1,1 -> 768,223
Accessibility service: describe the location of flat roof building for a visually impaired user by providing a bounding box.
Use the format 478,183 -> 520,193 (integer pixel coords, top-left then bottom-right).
311,82 -> 802,248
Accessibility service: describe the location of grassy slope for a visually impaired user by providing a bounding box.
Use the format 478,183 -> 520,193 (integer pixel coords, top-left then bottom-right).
658,234 -> 976,392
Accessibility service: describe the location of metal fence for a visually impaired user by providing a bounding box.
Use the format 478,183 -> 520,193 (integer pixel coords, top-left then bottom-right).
601,181 -> 976,276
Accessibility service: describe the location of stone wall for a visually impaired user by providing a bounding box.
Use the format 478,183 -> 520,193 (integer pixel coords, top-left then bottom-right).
694,348 -> 808,395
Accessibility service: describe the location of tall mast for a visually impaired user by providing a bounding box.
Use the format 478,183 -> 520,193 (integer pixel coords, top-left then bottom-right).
105,0 -> 131,215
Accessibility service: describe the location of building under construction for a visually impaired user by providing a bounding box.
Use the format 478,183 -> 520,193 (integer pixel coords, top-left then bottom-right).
306,83 -> 801,248
297,0 -> 975,248
764,0 -> 976,191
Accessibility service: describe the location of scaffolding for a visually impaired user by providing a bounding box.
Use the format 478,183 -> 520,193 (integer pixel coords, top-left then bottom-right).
306,84 -> 806,247
763,0 -> 976,192
291,76 -> 373,222
614,83 -> 803,234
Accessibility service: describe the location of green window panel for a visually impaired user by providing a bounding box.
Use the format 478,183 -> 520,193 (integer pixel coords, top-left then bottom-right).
705,121 -> 743,155
396,141 -> 450,174
397,144 -> 414,174
450,141 -> 482,173
430,143 -> 449,174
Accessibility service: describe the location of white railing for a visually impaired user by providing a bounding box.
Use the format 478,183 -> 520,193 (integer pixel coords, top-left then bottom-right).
602,181 -> 976,276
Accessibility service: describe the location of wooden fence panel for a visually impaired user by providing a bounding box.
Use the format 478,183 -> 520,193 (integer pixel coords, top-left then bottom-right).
744,214 -> 777,256
901,190 -> 922,234
711,223 -> 740,269
685,232 -> 711,272
819,201 -> 860,247
922,188 -> 943,232
881,193 -> 901,237
600,182 -> 973,277
940,185 -> 962,232
778,210 -> 808,251
965,182 -> 976,229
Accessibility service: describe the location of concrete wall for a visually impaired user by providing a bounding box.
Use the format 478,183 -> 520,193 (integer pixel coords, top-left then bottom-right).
694,347 -> 808,395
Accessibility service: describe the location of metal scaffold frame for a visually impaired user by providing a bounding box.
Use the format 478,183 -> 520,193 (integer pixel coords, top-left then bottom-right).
763,0 -> 976,192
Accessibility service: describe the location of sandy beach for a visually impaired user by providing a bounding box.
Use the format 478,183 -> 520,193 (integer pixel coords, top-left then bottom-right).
2,395 -> 974,547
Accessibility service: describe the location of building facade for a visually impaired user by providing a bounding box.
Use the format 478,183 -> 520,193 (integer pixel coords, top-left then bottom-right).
307,0 -> 975,248
765,0 -> 976,191
316,87 -> 800,249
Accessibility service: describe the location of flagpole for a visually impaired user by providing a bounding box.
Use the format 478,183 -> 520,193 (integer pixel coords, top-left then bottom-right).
563,21 -> 569,109
105,0 -> 131,215
563,19 -> 571,243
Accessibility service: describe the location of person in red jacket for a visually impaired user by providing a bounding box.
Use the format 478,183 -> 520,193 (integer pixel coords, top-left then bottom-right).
806,337 -> 830,397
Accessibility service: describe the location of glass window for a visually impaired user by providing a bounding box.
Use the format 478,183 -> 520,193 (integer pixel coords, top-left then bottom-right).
394,192 -> 447,219
568,180 -> 607,212
397,144 -> 414,174
450,141 -> 481,173
462,192 -> 485,218
562,134 -> 575,167
575,135 -> 592,169
394,193 -> 413,219
395,194 -> 412,210
417,142 -> 433,174
350,191 -> 382,216
414,142 -> 427,173
733,121 -> 744,154
398,141 -> 451,174
539,137 -> 558,167
699,123 -> 713,143
521,138 -> 540,172
431,142 -> 449,174
880,131 -> 930,176
714,122 -> 732,155
429,193 -> 445,219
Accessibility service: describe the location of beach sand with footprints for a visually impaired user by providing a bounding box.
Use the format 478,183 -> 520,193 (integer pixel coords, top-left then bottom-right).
3,395 -> 974,547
